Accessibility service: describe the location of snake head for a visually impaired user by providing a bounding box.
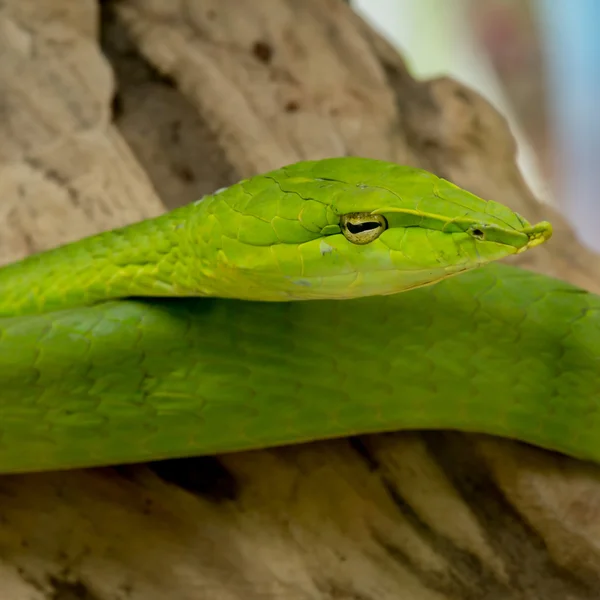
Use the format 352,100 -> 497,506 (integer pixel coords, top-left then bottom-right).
196,157 -> 552,301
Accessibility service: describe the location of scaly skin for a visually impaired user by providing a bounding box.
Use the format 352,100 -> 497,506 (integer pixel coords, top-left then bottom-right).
0,157 -> 551,315
1,156 -> 590,475
0,264 -> 598,473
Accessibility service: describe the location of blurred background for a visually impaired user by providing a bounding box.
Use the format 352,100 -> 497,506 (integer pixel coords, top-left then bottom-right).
353,0 -> 600,254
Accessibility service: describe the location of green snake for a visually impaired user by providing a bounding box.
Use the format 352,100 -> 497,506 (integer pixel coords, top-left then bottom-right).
1,156 -> 598,474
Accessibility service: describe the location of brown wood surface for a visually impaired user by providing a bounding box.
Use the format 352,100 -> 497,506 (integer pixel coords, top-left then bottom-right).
0,1 -> 599,598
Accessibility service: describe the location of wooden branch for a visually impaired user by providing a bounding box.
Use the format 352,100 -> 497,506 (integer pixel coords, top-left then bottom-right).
0,1 -> 599,598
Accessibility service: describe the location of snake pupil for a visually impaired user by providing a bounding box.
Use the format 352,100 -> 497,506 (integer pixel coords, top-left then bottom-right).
346,221 -> 380,234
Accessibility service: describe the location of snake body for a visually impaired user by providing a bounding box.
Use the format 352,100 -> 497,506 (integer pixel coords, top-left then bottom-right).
1,157 -> 598,473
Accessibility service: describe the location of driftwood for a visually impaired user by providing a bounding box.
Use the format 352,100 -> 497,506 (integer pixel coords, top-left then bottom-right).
0,1 -> 599,598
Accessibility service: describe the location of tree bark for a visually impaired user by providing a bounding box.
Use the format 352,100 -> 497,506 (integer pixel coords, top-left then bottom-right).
0,1 -> 599,598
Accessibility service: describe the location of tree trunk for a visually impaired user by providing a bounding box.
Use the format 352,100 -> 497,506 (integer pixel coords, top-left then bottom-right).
0,1 -> 599,598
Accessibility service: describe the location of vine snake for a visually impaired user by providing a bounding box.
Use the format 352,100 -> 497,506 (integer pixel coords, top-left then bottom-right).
0,156 -> 598,474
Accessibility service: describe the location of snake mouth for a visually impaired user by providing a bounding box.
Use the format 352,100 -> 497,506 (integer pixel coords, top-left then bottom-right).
516,220 -> 553,253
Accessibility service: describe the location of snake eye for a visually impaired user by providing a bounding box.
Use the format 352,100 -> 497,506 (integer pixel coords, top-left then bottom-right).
340,213 -> 388,245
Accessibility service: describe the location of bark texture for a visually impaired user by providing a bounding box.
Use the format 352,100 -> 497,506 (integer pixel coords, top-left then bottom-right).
0,1 -> 599,598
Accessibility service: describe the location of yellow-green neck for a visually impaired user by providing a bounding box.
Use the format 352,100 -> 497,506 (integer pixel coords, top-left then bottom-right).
0,206 -> 209,317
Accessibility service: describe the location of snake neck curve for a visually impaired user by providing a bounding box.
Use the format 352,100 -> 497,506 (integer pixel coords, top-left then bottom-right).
0,202 -> 218,317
